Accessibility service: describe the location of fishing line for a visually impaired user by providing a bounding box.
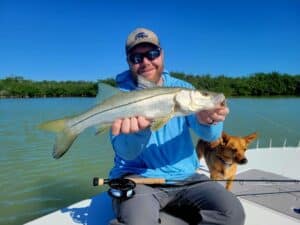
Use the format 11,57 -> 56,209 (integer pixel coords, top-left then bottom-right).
235,189 -> 300,197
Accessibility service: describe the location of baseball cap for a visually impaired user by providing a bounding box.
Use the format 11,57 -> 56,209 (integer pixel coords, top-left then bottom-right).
125,28 -> 160,54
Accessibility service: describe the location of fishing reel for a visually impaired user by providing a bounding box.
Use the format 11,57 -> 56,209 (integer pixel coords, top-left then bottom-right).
93,178 -> 136,200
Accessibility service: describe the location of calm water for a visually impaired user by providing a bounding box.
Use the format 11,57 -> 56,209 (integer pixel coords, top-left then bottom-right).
0,97 -> 299,225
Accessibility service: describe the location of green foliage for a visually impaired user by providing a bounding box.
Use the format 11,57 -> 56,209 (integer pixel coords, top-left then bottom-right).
0,76 -> 97,98
0,72 -> 299,98
97,78 -> 116,87
170,72 -> 300,97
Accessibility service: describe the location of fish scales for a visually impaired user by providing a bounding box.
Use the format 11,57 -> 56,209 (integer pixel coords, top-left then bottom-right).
68,87 -> 181,133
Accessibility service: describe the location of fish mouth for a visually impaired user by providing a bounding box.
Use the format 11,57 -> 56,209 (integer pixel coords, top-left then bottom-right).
213,93 -> 226,105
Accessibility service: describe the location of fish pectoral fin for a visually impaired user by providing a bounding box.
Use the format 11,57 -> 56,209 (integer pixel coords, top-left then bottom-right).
150,114 -> 173,131
95,124 -> 111,135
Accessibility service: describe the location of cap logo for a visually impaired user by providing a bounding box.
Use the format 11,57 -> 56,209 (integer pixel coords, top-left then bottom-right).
135,32 -> 148,40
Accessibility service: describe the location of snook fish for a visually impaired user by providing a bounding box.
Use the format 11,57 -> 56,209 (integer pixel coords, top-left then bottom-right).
39,83 -> 225,159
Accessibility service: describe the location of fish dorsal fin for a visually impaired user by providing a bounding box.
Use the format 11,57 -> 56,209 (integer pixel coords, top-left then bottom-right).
137,76 -> 158,89
95,82 -> 121,104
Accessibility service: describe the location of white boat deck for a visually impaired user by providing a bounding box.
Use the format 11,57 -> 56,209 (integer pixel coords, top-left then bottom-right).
26,147 -> 300,225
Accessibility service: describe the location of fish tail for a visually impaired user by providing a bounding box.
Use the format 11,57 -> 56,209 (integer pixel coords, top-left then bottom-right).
38,118 -> 79,159
38,119 -> 67,132
53,129 -> 79,159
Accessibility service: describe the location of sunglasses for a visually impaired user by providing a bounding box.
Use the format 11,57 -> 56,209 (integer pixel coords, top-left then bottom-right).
128,48 -> 161,64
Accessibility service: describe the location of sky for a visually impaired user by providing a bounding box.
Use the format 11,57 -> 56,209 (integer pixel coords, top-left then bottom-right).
0,0 -> 299,81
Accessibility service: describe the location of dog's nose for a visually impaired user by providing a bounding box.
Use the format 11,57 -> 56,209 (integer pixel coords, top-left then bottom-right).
239,158 -> 248,164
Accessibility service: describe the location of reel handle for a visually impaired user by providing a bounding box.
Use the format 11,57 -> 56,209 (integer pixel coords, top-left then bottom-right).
93,178 -> 108,186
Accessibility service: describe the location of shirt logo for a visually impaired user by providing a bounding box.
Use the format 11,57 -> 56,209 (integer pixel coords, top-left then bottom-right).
135,32 -> 148,40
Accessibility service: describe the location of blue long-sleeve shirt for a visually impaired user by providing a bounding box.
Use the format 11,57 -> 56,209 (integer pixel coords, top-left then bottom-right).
107,70 -> 223,180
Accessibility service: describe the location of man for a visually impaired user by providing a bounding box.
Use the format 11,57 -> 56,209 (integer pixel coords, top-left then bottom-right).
107,28 -> 245,225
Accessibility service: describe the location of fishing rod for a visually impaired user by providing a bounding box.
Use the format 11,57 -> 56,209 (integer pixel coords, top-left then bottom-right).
93,177 -> 300,200
93,177 -> 300,186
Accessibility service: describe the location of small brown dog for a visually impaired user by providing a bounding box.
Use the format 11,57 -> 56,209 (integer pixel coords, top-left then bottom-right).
196,131 -> 258,190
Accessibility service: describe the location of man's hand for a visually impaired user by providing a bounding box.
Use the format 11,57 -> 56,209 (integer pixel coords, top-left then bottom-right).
196,105 -> 229,125
112,116 -> 152,135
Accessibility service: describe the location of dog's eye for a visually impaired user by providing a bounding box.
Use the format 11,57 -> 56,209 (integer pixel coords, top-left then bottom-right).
232,148 -> 238,153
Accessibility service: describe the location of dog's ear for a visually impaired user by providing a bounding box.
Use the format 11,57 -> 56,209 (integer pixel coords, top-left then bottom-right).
244,132 -> 258,144
222,131 -> 231,144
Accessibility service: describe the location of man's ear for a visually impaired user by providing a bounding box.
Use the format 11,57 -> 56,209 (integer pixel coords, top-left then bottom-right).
160,48 -> 164,58
127,55 -> 132,66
